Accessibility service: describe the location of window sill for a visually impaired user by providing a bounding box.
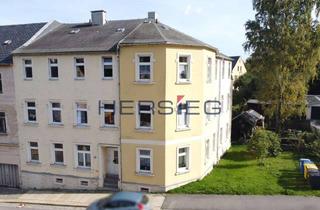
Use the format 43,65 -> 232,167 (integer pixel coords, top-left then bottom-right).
175,170 -> 190,176
100,125 -> 118,130
26,161 -> 41,165
24,78 -> 33,81
75,167 -> 91,171
49,78 -> 59,81
48,123 -> 64,127
50,163 -> 66,167
73,124 -> 90,129
74,78 -> 85,81
134,81 -> 155,85
175,81 -> 192,85
135,128 -> 154,133
175,127 -> 191,132
0,133 -> 8,136
136,172 -> 154,177
102,77 -> 114,80
24,122 -> 39,127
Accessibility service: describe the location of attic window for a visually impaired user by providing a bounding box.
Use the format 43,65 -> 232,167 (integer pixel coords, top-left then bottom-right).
116,28 -> 125,32
160,25 -> 169,30
69,29 -> 80,34
3,40 -> 12,45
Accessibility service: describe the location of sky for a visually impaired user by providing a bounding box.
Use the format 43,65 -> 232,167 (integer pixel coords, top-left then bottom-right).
0,0 -> 255,58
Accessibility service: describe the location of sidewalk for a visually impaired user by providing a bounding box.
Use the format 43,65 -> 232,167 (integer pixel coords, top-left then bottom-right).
0,190 -> 165,210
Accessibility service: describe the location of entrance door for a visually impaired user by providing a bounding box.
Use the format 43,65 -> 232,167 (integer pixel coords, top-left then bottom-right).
0,164 -> 19,188
106,148 -> 119,175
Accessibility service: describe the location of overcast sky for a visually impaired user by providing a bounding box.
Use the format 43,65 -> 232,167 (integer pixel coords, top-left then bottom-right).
0,0 -> 255,58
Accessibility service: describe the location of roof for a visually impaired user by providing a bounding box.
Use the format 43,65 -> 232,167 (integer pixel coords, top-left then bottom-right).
217,52 -> 233,61
307,95 -> 320,106
233,109 -> 264,126
0,22 -> 47,64
14,19 -> 218,54
230,56 -> 241,69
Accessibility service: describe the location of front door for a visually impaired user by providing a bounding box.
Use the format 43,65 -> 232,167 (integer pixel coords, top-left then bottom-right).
106,148 -> 119,175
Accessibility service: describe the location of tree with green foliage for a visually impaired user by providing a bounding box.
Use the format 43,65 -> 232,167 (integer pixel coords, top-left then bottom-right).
244,0 -> 320,133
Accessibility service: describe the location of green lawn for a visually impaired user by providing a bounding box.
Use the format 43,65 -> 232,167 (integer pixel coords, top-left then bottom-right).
170,145 -> 320,196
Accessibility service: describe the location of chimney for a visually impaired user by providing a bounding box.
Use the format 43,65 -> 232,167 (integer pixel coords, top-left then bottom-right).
91,10 -> 106,26
148,11 -> 158,21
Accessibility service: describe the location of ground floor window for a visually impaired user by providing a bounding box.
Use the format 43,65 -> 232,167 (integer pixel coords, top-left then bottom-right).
29,141 -> 39,162
0,112 -> 6,133
76,145 -> 91,168
177,147 -> 189,173
137,148 -> 152,173
53,143 -> 64,164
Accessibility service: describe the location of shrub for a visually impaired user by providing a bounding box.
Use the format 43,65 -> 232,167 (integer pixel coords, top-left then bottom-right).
248,129 -> 281,164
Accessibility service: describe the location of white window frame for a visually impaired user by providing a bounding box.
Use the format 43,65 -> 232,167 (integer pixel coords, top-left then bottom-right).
52,143 -> 64,165
207,57 -> 212,83
176,146 -> 190,174
25,100 -> 37,123
222,60 -> 225,80
212,133 -> 216,152
101,101 -> 116,127
227,94 -> 231,111
205,102 -> 211,123
176,53 -> 192,83
136,102 -> 153,130
215,59 -> 218,80
28,141 -> 40,163
76,144 -> 91,169
74,58 -> 85,79
102,57 -> 114,80
221,95 -> 224,113
136,148 -> 153,174
220,128 -> 223,144
135,53 -> 154,83
228,62 -> 232,79
0,73 -> 3,94
48,58 -> 59,80
176,102 -> 190,130
0,112 -> 7,134
23,59 -> 33,80
75,102 -> 88,126
49,101 -> 62,125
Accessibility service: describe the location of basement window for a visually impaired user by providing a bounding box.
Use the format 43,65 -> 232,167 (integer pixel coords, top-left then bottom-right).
80,180 -> 89,186
55,178 -> 63,184
140,187 -> 150,193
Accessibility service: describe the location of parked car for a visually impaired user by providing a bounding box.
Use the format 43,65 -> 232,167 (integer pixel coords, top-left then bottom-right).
87,192 -> 151,210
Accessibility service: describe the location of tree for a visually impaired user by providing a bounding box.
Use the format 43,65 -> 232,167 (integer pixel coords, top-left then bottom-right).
244,0 -> 320,133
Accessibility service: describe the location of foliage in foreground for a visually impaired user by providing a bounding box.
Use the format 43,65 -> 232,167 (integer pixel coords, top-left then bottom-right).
248,129 -> 281,164
170,145 -> 320,196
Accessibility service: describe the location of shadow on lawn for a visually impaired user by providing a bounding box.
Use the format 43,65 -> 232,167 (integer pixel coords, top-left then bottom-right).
278,169 -> 311,193
218,164 -> 250,169
222,150 -> 256,162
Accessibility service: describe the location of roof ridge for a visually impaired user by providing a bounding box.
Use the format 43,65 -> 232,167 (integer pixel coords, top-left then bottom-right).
0,22 -> 47,27
153,22 -> 168,43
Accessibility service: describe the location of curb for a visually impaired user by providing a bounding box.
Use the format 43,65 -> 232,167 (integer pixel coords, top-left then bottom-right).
0,200 -> 88,208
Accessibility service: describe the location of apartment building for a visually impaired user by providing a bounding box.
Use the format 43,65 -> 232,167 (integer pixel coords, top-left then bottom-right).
0,22 -> 56,188
12,10 -> 233,192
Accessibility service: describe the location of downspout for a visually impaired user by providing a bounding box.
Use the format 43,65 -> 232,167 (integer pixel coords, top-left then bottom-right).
116,22 -> 144,191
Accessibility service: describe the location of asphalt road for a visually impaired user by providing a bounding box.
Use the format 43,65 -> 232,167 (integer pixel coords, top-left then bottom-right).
162,195 -> 320,210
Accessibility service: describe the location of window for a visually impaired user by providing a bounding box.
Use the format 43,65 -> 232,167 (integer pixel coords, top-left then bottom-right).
177,103 -> 189,129
55,178 -> 63,184
29,142 -> 39,162
227,94 -> 230,111
49,58 -> 59,79
0,112 -> 6,133
207,57 -> 212,83
75,102 -> 88,125
26,101 -> 37,123
178,55 -> 191,82
0,73 -> 3,94
226,123 -> 229,139
221,95 -> 224,113
137,148 -> 152,173
23,59 -> 33,79
177,147 -> 189,173
137,103 -> 153,129
75,58 -> 85,79
102,102 -> 115,126
77,145 -> 91,168
102,57 -> 113,79
228,62 -> 232,78
205,139 -> 210,163
140,187 -> 150,193
53,143 -> 64,164
136,54 -> 152,82
50,102 -> 62,124
222,60 -> 225,80
113,150 -> 119,164
80,180 -> 89,186
205,102 -> 211,122
220,128 -> 223,144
